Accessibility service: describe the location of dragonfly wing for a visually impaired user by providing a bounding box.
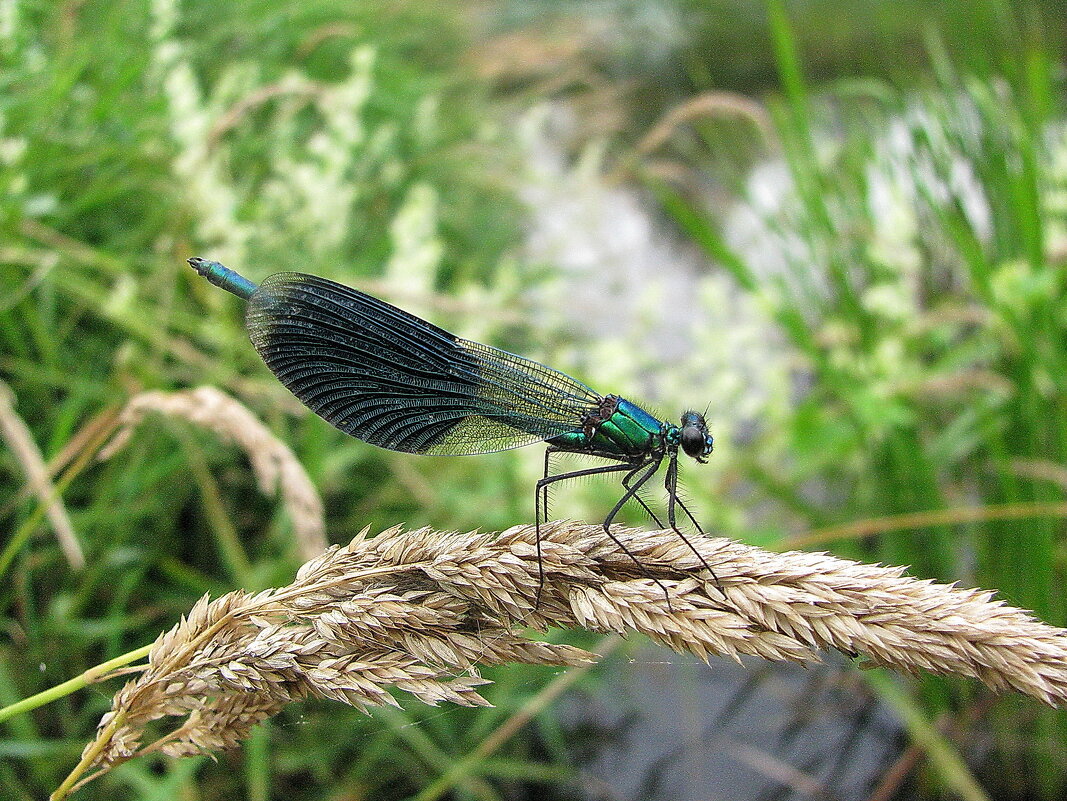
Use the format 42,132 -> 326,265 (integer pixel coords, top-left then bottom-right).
245,272 -> 602,455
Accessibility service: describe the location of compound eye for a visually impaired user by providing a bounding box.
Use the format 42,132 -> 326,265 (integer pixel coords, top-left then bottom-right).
681,425 -> 706,458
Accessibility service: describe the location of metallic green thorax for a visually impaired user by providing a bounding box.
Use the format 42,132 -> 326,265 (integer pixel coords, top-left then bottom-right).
547,396 -> 667,458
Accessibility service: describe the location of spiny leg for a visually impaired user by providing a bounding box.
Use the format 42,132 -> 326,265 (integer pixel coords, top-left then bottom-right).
662,454 -> 706,536
538,451 -> 650,527
623,466 -> 664,528
665,451 -> 725,598
534,456 -> 635,607
537,455 -> 657,528
539,448 -> 556,525
600,457 -> 677,605
670,490 -> 703,533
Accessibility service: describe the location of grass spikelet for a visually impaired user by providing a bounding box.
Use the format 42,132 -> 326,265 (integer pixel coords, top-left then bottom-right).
60,521 -> 1067,795
100,386 -> 326,558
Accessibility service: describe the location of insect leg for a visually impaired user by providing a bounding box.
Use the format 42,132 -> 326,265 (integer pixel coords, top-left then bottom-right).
665,451 -> 724,597
537,448 -> 558,528
536,448 -> 560,607
533,456 -> 635,607
622,465 -> 664,528
598,457 -> 678,605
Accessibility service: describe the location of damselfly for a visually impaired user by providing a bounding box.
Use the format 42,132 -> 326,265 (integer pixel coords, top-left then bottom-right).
189,258 -> 718,600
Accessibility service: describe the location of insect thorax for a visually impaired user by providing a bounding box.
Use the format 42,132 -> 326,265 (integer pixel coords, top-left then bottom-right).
548,395 -> 664,458
663,424 -> 682,448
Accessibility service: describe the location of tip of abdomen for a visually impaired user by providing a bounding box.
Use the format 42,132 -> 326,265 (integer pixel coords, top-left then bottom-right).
188,257 -> 258,300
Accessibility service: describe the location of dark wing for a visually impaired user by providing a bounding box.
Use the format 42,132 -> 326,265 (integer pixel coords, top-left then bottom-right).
245,272 -> 602,455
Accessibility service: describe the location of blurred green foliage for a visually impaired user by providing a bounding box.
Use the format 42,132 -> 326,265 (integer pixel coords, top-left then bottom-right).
1,1 -> 536,798
652,1 -> 1067,795
2,0 -> 1067,799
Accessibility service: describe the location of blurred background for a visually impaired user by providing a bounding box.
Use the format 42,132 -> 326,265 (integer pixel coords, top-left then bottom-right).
2,0 -> 1066,798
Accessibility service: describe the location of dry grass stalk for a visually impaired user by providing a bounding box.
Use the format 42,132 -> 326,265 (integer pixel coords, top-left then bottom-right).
67,521 -> 1067,791
791,502 -> 1067,548
0,379 -> 85,569
100,386 -> 326,558
1010,458 -> 1067,491
636,91 -> 775,155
